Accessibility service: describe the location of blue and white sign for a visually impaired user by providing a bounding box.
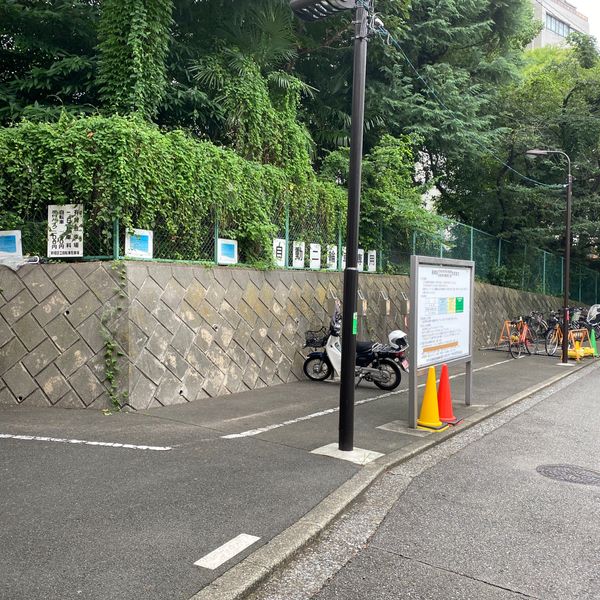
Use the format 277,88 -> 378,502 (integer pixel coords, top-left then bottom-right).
326,245 -> 338,270
125,228 -> 153,259
0,230 -> 22,260
309,243 -> 321,270
292,241 -> 305,269
217,238 -> 238,265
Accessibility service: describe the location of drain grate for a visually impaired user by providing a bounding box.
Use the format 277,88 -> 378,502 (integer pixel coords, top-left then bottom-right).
536,464 -> 600,487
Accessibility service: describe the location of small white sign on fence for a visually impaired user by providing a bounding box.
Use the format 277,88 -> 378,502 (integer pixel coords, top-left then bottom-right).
367,250 -> 377,272
292,241 -> 305,269
125,229 -> 153,259
217,238 -> 238,265
326,245 -> 338,270
342,247 -> 346,270
0,230 -> 23,262
273,238 -> 286,267
357,249 -> 364,271
309,243 -> 321,270
47,204 -> 83,258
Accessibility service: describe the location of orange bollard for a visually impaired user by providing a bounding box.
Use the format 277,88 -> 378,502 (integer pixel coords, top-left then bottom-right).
437,364 -> 463,426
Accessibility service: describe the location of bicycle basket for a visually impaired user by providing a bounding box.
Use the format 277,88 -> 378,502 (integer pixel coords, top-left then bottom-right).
304,327 -> 328,348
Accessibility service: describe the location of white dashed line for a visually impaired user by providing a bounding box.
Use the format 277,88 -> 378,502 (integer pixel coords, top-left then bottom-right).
194,534 -> 261,569
0,434 -> 172,451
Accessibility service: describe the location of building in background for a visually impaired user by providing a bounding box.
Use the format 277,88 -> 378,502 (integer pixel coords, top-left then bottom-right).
529,0 -> 589,48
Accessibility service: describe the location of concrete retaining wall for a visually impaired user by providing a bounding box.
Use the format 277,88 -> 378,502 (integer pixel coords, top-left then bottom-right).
0,262 -> 561,410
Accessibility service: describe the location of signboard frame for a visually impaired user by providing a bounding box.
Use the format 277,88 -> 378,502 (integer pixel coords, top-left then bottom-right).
408,255 -> 474,428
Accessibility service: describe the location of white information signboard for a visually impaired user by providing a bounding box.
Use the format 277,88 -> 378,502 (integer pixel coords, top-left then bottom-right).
408,256 -> 474,428
415,265 -> 471,368
47,204 -> 83,258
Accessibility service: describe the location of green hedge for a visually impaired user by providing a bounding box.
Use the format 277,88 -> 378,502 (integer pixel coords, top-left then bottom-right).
0,114 -> 346,264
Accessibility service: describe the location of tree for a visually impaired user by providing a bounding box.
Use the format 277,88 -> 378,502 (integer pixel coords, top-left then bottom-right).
97,0 -> 172,117
0,0 -> 99,124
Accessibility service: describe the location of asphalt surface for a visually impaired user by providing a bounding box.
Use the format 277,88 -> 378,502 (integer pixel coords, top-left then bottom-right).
0,350 -> 592,600
305,362 -> 600,600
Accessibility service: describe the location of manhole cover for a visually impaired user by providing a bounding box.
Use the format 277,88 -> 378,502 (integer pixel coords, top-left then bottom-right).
536,464 -> 600,487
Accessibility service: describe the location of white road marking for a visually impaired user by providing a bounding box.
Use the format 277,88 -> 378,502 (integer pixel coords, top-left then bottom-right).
194,534 -> 260,570
0,434 -> 172,451
221,358 -> 516,439
311,443 -> 384,465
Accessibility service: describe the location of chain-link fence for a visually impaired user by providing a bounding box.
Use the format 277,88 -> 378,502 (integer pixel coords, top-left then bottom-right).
16,209 -> 600,305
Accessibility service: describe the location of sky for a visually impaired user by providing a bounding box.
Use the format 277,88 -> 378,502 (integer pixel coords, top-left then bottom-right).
568,0 -> 600,40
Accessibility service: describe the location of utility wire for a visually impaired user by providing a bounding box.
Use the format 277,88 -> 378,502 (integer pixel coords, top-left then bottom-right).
374,24 -> 565,189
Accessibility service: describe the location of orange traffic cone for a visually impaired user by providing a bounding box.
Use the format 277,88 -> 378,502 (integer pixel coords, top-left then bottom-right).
438,364 -> 463,426
417,367 -> 449,432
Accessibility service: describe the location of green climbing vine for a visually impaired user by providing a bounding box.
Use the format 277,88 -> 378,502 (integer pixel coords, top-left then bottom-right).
0,114 -> 346,264
100,261 -> 128,411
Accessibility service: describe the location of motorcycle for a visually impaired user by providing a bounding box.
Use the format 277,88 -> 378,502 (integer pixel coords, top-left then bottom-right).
302,302 -> 409,391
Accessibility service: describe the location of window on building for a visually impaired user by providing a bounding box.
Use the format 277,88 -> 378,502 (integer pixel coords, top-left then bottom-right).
545,13 -> 572,37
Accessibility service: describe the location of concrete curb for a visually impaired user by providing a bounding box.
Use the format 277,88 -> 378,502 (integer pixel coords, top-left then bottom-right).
189,360 -> 596,600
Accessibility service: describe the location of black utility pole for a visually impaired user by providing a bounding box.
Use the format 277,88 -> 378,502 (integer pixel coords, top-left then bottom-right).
563,166 -> 573,364
339,1 -> 369,451
290,0 -> 370,450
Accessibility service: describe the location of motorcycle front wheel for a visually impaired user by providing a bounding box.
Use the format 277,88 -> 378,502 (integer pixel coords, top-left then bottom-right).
303,357 -> 332,381
372,359 -> 401,390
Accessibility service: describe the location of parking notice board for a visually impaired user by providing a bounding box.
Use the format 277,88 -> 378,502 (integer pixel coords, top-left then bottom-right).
416,264 -> 472,369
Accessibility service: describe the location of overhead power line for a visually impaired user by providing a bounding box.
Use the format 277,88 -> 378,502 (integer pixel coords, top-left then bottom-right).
374,24 -> 564,189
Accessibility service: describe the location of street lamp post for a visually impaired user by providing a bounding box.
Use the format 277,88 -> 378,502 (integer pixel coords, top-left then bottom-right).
290,0 -> 370,450
526,149 -> 573,365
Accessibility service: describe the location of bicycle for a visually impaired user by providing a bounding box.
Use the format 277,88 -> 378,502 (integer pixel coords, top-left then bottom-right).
508,316 -> 539,359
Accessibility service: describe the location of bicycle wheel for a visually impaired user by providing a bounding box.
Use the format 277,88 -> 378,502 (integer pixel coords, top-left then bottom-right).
545,328 -> 559,356
524,329 -> 539,355
509,327 -> 522,359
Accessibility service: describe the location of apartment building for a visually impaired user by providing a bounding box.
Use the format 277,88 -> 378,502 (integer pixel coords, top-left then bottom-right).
529,0 -> 590,48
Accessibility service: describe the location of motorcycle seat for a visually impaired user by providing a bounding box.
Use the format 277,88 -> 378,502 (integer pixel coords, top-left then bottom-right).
356,341 -> 375,354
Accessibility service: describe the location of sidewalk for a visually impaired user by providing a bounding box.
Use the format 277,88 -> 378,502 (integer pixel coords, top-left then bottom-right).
0,350 -> 595,600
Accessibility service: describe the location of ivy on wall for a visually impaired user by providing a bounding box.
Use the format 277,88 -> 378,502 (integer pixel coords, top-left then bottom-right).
0,114 -> 346,264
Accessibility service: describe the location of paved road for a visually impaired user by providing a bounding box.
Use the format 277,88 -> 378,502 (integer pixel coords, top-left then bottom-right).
0,351 -> 592,599
257,361 -> 600,599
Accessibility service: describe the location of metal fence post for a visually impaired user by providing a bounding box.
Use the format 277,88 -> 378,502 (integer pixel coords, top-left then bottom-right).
285,198 -> 290,269
470,226 -> 474,262
521,245 -> 527,290
214,205 -> 219,265
561,256 -> 564,296
412,230 -> 416,256
337,206 -> 343,271
542,251 -> 546,296
497,238 -> 502,268
112,217 -> 119,260
378,222 -> 383,272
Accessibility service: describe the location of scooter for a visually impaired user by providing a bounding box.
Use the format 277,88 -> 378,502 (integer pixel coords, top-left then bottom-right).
302,302 -> 409,390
